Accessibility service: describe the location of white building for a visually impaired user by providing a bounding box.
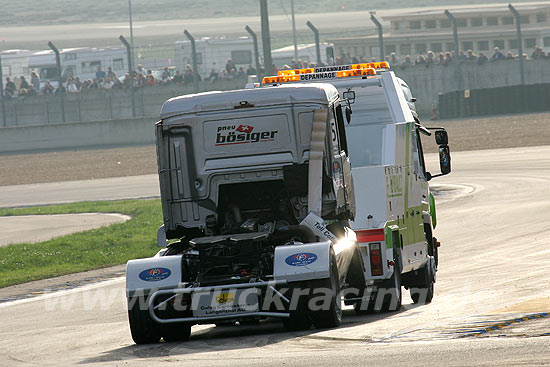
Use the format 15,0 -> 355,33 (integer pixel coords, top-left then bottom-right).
331,2 -> 550,59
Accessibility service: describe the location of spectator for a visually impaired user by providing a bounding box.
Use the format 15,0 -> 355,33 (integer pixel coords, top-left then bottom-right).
389,52 -> 399,65
20,76 -> 30,91
122,73 -> 132,88
173,70 -> 183,84
4,77 -> 16,98
415,54 -> 427,65
225,59 -> 235,74
160,69 -> 172,85
219,68 -> 228,80
491,47 -> 505,61
96,66 -> 106,80
237,67 -> 246,79
478,52 -> 489,65
145,74 -> 156,87
205,67 -> 219,82
246,64 -> 257,76
531,47 -> 545,60
30,72 -> 40,91
75,77 -> 82,90
400,55 -> 413,68
163,67 -> 172,78
183,65 -> 194,84
426,51 -> 435,64
42,80 -> 55,94
506,51 -> 515,60
466,50 -> 478,63
102,76 -> 114,89
27,84 -> 37,96
136,64 -> 146,76
107,67 -> 116,79
66,77 -> 78,92
457,50 -> 467,63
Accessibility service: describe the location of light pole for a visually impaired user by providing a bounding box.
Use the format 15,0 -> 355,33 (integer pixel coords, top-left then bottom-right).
128,0 -> 135,73
444,9 -> 462,91
370,12 -> 384,62
508,4 -> 525,85
290,0 -> 298,63
306,21 -> 321,65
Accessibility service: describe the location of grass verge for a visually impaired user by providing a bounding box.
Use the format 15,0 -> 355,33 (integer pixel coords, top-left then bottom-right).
0,199 -> 161,288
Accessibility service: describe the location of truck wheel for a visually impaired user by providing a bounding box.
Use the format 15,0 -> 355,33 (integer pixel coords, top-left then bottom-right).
283,289 -> 312,331
410,260 -> 435,304
424,223 -> 438,268
378,256 -> 402,312
128,298 -> 161,344
309,252 -> 342,328
162,323 -> 191,343
410,282 -> 434,304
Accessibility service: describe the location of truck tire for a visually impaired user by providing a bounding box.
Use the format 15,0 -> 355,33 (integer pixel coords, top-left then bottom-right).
309,252 -> 342,328
283,288 -> 312,331
378,255 -> 402,312
424,223 -> 438,267
162,322 -> 191,342
410,258 -> 435,304
128,298 -> 161,344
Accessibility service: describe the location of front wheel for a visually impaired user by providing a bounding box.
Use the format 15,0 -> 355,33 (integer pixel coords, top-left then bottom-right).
162,322 -> 191,343
309,251 -> 342,328
128,297 -> 161,344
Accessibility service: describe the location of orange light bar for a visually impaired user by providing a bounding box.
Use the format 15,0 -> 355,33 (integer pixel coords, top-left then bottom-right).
262,74 -> 301,84
278,68 -> 314,76
336,68 -> 376,78
263,67 -> 377,84
278,62 -> 390,76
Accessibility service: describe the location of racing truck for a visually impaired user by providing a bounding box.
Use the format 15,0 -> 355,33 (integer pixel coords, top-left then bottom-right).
260,62 -> 452,313
126,83 -> 373,344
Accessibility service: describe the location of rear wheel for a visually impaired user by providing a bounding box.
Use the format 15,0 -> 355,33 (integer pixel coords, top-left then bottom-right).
410,259 -> 435,304
309,252 -> 342,328
128,297 -> 161,344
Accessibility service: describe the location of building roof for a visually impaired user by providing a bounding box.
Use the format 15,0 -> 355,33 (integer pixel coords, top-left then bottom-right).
160,83 -> 340,119
382,2 -> 550,20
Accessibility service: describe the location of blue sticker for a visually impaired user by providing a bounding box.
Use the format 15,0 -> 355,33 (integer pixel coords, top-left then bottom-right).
139,267 -> 171,282
285,253 -> 318,267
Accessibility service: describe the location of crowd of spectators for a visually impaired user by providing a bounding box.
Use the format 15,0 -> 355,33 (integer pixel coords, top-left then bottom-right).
387,46 -> 550,69
4,46 -> 549,99
2,60 -> 254,99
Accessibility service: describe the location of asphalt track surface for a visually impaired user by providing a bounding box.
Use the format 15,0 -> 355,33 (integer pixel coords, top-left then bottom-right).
1,146 -> 550,366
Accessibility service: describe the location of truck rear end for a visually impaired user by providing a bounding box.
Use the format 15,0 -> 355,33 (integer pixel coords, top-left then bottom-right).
125,84 -> 365,344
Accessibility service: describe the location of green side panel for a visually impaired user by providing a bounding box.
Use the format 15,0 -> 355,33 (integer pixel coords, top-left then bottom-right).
430,192 -> 437,229
385,226 -> 392,249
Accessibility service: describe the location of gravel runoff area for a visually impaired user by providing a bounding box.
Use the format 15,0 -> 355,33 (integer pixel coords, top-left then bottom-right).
1,112 -> 549,187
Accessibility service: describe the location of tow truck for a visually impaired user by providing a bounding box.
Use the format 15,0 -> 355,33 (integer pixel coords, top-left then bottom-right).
260,62 -> 452,312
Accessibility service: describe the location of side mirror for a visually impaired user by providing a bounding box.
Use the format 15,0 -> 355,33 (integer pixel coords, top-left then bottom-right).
439,145 -> 451,175
343,90 -> 355,104
435,130 -> 448,145
345,106 -> 352,124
